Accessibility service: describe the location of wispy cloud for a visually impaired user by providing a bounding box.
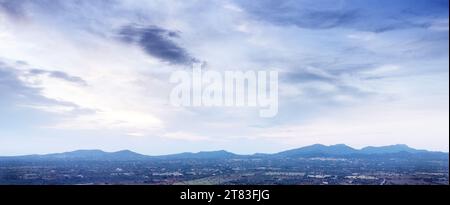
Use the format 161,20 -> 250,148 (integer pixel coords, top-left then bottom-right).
235,0 -> 449,32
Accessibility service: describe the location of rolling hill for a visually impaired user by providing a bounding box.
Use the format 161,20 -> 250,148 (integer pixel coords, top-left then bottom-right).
0,144 -> 447,161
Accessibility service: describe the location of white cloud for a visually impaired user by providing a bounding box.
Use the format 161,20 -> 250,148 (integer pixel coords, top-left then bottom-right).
361,65 -> 401,76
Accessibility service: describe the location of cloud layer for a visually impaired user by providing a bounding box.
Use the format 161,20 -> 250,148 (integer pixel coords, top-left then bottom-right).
0,0 -> 448,155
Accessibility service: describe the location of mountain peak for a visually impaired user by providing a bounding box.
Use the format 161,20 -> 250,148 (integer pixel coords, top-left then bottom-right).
276,144 -> 358,157
360,144 -> 424,154
113,150 -> 138,154
392,144 -> 410,148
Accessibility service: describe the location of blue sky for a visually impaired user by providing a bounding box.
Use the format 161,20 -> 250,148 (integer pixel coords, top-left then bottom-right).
0,0 -> 448,155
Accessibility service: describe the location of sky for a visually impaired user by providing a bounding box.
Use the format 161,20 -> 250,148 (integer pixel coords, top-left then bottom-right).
0,0 -> 448,155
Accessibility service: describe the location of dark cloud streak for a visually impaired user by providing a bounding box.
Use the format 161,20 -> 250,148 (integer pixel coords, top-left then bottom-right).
28,69 -> 87,86
119,25 -> 196,65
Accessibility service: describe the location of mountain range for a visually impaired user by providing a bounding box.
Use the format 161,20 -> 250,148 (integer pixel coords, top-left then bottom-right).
0,144 -> 447,161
